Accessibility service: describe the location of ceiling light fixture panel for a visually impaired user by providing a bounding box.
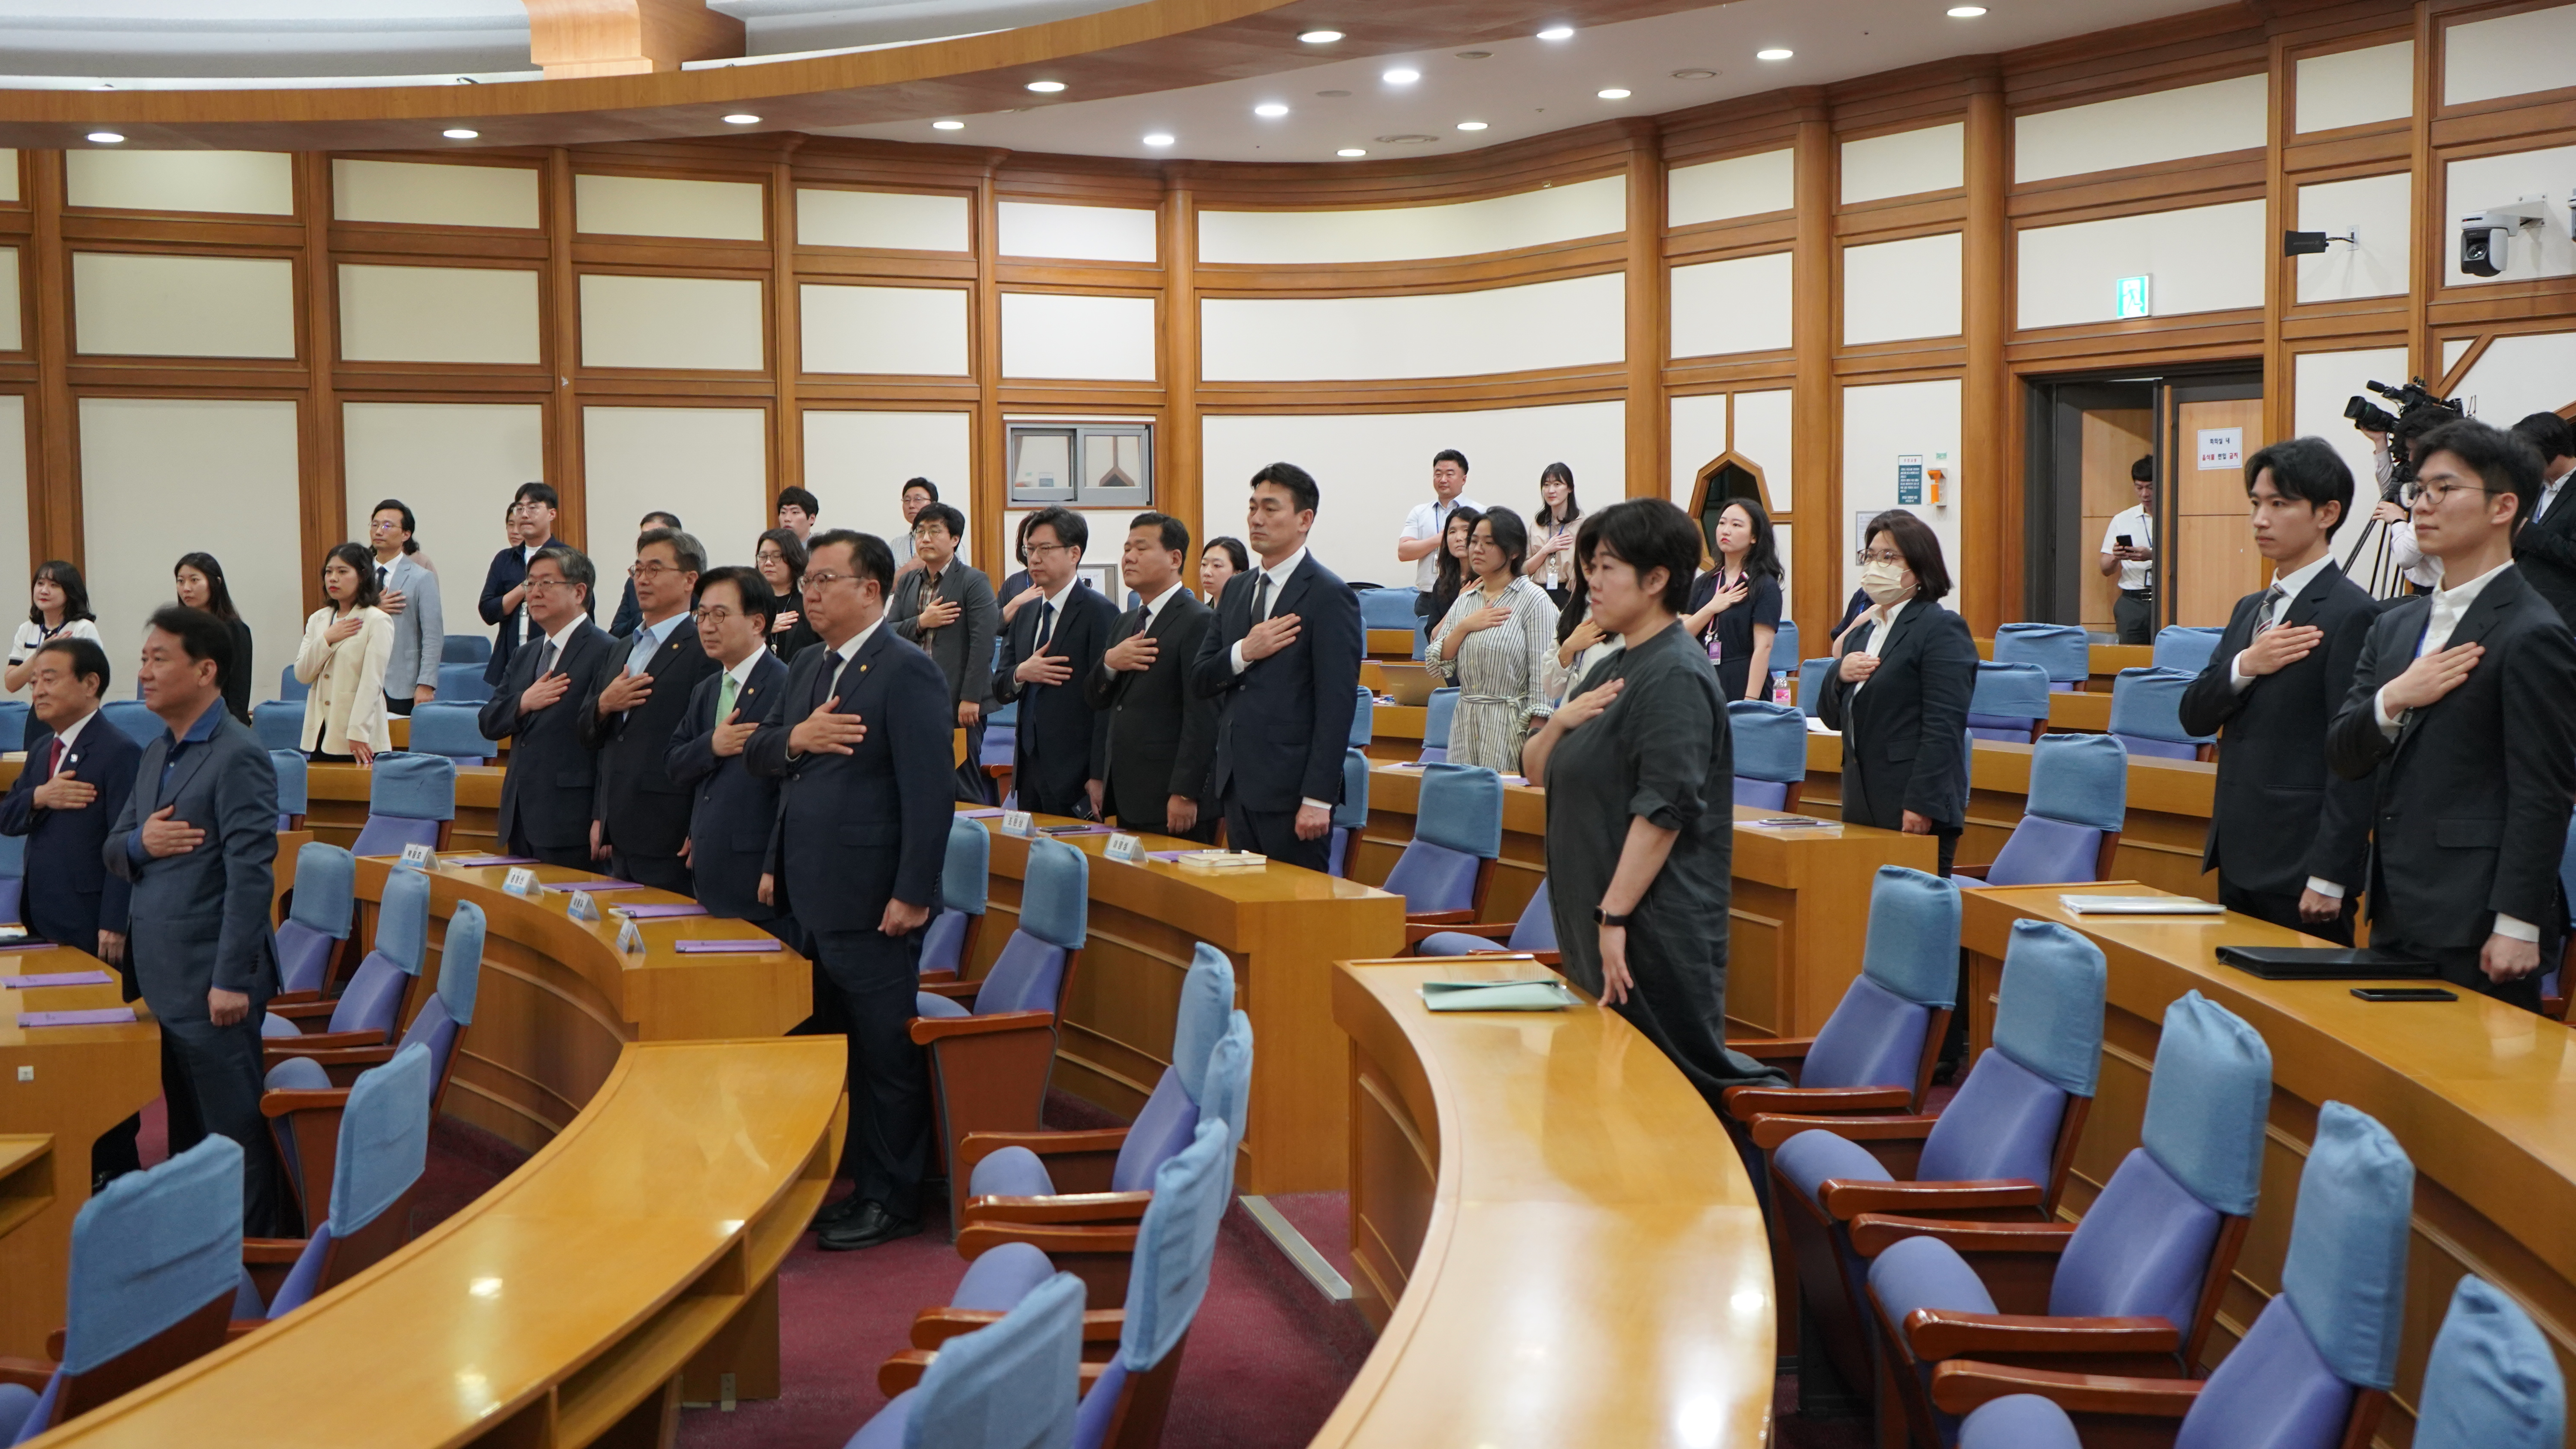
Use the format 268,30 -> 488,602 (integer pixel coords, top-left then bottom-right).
1456,121 -> 1489,131
1537,26 -> 1574,40
1947,5 -> 1987,15
1382,67 -> 1420,84
443,127 -> 479,139
1337,148 -> 1367,157
1298,29 -> 1343,42
1026,79 -> 1066,93
722,113 -> 760,124
1254,102 -> 1289,117
1597,88 -> 1631,99
1756,47 -> 1793,60
933,119 -> 964,130
87,131 -> 124,143
1143,133 -> 1175,146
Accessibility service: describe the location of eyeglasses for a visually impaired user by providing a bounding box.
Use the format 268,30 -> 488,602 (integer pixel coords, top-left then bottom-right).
691,606 -> 739,625
1860,549 -> 1907,566
800,570 -> 856,594
526,578 -> 577,596
629,561 -> 686,580
1024,541 -> 1072,559
2415,481 -> 2494,507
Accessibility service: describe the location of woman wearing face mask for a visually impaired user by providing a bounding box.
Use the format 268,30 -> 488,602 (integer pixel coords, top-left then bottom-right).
1816,510 -> 1978,875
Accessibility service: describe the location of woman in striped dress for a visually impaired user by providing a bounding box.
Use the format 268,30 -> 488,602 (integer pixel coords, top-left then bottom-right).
1425,506 -> 1560,775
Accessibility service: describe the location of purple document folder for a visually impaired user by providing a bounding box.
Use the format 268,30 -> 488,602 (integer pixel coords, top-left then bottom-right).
616,903 -> 711,920
1146,850 -> 1188,863
673,938 -> 781,954
0,943 -> 62,955
545,881 -> 648,893
958,809 -> 1009,819
18,1007 -> 137,1028
447,855 -> 538,868
2,970 -> 111,988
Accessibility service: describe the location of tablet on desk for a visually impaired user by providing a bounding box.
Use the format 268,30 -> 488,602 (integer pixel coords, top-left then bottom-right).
2215,946 -> 2438,981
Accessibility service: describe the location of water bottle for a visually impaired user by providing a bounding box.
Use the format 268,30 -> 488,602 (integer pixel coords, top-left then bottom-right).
1771,673 -> 1792,706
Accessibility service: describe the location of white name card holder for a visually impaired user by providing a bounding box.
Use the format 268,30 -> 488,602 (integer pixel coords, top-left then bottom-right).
998,811 -> 1035,837
503,867 -> 542,898
616,918 -> 644,955
398,842 -> 436,870
566,890 -> 600,923
1105,833 -> 1145,864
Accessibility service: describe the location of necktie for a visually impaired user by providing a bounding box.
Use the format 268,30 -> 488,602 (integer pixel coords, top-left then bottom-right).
377,564 -> 389,590
536,639 -> 558,678
2253,585 -> 2286,634
1036,601 -> 1057,652
1251,570 -> 1272,623
49,736 -> 65,779
626,628 -> 657,676
715,670 -> 739,728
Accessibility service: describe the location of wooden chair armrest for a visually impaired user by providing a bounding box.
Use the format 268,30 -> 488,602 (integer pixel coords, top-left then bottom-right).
1823,1179 -> 2047,1223
1746,1112 -> 1938,1152
910,1307 -> 1125,1350
1723,1085 -> 1911,1122
225,1319 -> 270,1342
0,1357 -> 55,1391
264,1000 -> 338,1022
260,1087 -> 352,1117
878,1350 -> 932,1397
258,1042 -> 397,1069
917,979 -> 981,1001
1722,1035 -> 1819,1063
955,1128 -> 1131,1172
1403,920 -> 1517,947
1849,1212 -> 2073,1257
955,1221 -> 1142,1261
240,1238 -> 310,1265
1904,1308 -> 2179,1362
908,1009 -> 1054,1046
264,1028 -> 383,1054
1929,1360 -> 2202,1420
1951,864 -> 1992,881
962,1191 -> 1154,1227
1403,909 -> 1476,926
264,989 -> 321,1008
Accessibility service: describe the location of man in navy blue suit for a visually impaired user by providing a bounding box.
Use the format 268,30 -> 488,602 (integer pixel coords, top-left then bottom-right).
666,565 -> 789,925
990,506 -> 1115,819
745,530 -> 951,1251
0,636 -> 145,1184
1190,462 -> 1363,872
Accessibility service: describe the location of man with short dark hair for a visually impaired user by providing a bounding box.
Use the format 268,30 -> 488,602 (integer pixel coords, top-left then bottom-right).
2100,456 -> 2157,643
746,529 -> 952,1251
2328,418 -> 2576,1009
368,498 -> 443,716
480,546 -> 616,869
666,566 -> 788,924
991,506 -> 1114,818
777,487 -> 822,546
1192,464 -> 1364,870
477,482 -> 590,687
894,478 -> 939,573
2508,411 -> 2576,628
610,509 -> 683,637
888,500 -> 998,801
580,527 -> 715,893
2178,437 -> 2377,942
1395,449 -> 1479,618
1087,512 -> 1218,840
104,605 -> 283,1232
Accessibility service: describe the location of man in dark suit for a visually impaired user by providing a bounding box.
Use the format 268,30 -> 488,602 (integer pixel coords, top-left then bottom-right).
1086,511 -> 1218,841
888,502 -> 999,803
478,547 -> 616,870
579,526 -> 716,894
608,509 -> 683,640
477,482 -> 590,688
2178,437 -> 2377,943
666,566 -> 789,924
2327,418 -> 2576,1009
745,530 -> 951,1251
2508,412 -> 2576,629
103,606 -> 283,1233
0,637 -> 146,1184
1190,463 -> 1364,871
991,506 -> 1115,819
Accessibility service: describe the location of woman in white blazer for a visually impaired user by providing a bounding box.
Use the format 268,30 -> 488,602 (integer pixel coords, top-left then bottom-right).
296,542 -> 395,764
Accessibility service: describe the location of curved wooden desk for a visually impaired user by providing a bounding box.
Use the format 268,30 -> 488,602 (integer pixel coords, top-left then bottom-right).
32,1037 -> 847,1449
1321,957 -> 1773,1448
1960,883 -> 2576,1440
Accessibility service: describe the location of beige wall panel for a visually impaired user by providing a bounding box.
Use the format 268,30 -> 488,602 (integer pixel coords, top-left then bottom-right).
0,398 -> 27,679
66,149 -> 292,215
997,200 -> 1158,263
332,159 -> 540,229
79,397 -> 302,671
2014,75 -> 2267,184
1666,149 -> 1793,227
574,173 -> 764,241
2289,348 -> 2407,572
1841,379 -> 1960,604
339,263 -> 540,365
1671,252 -> 1792,359
2294,173 -> 2411,304
1671,393 -> 1728,505
799,284 -> 970,376
796,188 -> 972,252
581,407 -> 769,563
2455,331 -> 2576,425
1000,292 -> 1157,381
73,252 -> 296,359
2442,145 -> 2576,287
579,273 -> 764,371
2016,200 -> 2265,331
1841,122 -> 1964,205
1734,389 -> 1795,514
2443,4 -> 2576,109
2295,41 -> 2413,134
1197,175 -> 1625,266
802,410 -> 976,561
1200,273 -> 1623,383
0,248 -> 17,352
0,152 -> 16,205
343,402 -> 547,642
1844,232 -> 1962,346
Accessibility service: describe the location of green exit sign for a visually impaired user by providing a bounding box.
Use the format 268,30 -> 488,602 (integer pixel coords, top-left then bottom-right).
2115,275 -> 2152,318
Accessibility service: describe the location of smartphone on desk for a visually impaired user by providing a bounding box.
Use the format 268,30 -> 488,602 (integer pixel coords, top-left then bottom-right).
2350,987 -> 2458,1003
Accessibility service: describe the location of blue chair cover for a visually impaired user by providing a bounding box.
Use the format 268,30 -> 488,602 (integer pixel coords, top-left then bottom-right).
1421,688 -> 1458,755
1968,661 -> 2051,734
0,701 -> 27,755
437,901 -> 487,1027
1358,588 -> 1418,631
1994,622 -> 2091,685
1349,685 -> 1374,747
1017,838 -> 1088,950
376,865 -> 433,976
327,1041 -> 433,1237
1413,765 -> 1502,859
252,700 -> 305,753
1728,700 -> 1806,785
1861,867 -> 1960,1006
1334,749 -> 1370,831
1770,620 -> 1801,682
1172,943 -> 1235,1107
440,634 -> 491,664
2280,1101 -> 2414,1391
899,1271 -> 1085,1449
1957,1395 -> 2084,1449
2108,667 -> 2213,747
276,663 -> 309,702
1115,1119 -> 1233,1373
433,661 -> 490,703
1418,880 -> 1557,957
61,1136 -> 244,1374
2025,733 -> 2128,831
1795,657 -> 1836,720
1989,920 -> 2107,1098
2154,625 -> 2225,675
943,815 -> 991,917
2139,991 -> 2270,1216
99,700 -> 161,749
369,752 -> 456,822
406,702 -> 501,762
269,750 -> 308,818
288,843 -> 356,940
2415,1277 -> 2565,1449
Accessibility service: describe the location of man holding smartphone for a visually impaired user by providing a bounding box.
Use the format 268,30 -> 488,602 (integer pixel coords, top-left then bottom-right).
2099,455 -> 2156,643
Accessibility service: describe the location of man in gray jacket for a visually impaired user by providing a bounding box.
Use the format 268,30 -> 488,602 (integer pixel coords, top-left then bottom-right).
368,498 -> 445,714
105,605 -> 282,1234
887,502 -> 999,802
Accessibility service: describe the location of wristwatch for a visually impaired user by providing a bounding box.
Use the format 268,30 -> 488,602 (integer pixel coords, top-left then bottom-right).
1593,907 -> 1630,928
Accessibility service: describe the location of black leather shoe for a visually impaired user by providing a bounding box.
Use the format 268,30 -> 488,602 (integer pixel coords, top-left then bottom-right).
809,1191 -> 869,1231
817,1201 -> 922,1252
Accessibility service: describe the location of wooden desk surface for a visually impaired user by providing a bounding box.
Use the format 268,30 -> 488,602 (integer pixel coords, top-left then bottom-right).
1323,956 -> 1772,1449
34,1038 -> 848,1449
0,1134 -> 52,1246
1960,883 -> 2576,1436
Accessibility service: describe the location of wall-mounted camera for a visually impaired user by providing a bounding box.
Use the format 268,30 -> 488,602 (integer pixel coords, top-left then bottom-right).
2458,198 -> 2551,277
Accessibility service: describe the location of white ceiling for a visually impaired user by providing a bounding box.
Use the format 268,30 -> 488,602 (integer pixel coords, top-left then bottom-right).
821,0 -> 2224,164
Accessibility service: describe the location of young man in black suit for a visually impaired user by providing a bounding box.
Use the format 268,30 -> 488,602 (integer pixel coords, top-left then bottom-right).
665,566 -> 788,925
478,547 -> 615,870
2177,437 -> 2377,943
745,530 -> 951,1251
990,506 -> 1115,819
1190,463 -> 1364,872
578,526 -> 716,894
1085,512 -> 1219,841
2508,411 -> 2576,630
608,509 -> 682,639
2327,418 -> 2576,1009
477,482 -> 589,688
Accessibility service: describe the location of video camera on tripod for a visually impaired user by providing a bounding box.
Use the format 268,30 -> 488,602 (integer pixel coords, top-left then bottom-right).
2343,377 -> 2464,490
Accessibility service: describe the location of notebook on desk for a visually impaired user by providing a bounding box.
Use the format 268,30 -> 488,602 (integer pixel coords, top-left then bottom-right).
2215,946 -> 2438,981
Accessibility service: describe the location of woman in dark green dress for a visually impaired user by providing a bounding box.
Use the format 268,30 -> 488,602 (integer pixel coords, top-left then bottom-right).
1523,499 -> 1785,1108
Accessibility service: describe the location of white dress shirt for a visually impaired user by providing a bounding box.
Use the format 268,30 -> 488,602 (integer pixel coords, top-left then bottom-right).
2227,553 -> 2335,692
1400,497 -> 1480,592
1851,596 -> 1909,694
1224,546 -> 1330,813
2538,462 -> 2572,526
1134,580 -> 1187,632
1028,578 -> 1082,654
47,707 -> 95,759
2101,506 -> 2153,591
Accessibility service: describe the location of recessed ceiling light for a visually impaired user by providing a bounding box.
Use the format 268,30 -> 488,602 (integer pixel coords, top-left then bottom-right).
1457,120 -> 1489,130
1671,68 -> 1717,79
1537,26 -> 1574,41
1337,148 -> 1367,157
1026,80 -> 1066,93
1597,88 -> 1631,99
1143,133 -> 1175,146
1316,89 -> 1351,97
932,119 -> 965,130
443,127 -> 479,139
722,113 -> 760,124
1756,48 -> 1793,61
1455,51 -> 1491,60
1255,102 -> 1289,117
1298,29 -> 1343,43
1383,67 -> 1420,84
1947,5 -> 1987,14
86,132 -> 124,143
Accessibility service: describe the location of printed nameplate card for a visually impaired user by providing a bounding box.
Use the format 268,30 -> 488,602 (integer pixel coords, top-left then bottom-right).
503,867 -> 541,898
398,842 -> 436,870
1104,833 -> 1144,864
616,918 -> 644,955
566,890 -> 600,923
998,811 -> 1034,837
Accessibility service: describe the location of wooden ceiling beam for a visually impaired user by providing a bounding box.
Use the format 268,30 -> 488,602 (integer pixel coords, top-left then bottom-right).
523,0 -> 746,80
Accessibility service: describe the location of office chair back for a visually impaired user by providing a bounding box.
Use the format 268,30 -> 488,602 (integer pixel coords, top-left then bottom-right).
1416,686 -> 1458,764
1728,700 -> 1807,809
968,837 -> 1086,1017
1967,661 -> 2051,743
99,700 -> 162,749
1380,764 -> 1502,917
2414,1276 -> 2565,1449
269,749 -> 308,830
2153,625 -> 2224,675
1795,657 -> 1837,720
432,661 -> 490,704
866,1272 -> 1085,1449
1416,878 -> 1558,957
276,842 -> 356,996
1984,733 -> 2129,886
276,663 -> 309,702
350,752 -> 455,857
2107,666 -> 2212,761
406,701 -> 501,764
313,865 -> 432,1040
261,1043 -> 434,1320
1072,1118 -> 1237,1449
0,834 -> 21,926
0,700 -> 27,755
1994,621 -> 2091,688
1801,867 -> 1959,1094
441,634 -> 492,664
1348,684 -> 1374,747
1914,920 -> 2105,1188
252,699 -> 305,753
1328,749 -> 1370,878
922,815 -> 993,979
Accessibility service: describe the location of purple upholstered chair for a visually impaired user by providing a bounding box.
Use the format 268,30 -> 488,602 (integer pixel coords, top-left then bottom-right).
919,814 -> 990,983
1379,764 -> 1503,927
262,863 -> 431,1055
348,752 -> 454,858
1729,700 -> 1808,810
1862,990 -> 2273,1446
1749,919 -> 2105,1405
1945,1102 -> 2419,1449
1327,748 -> 1370,879
2109,667 -> 2214,761
1416,686 -> 1458,765
843,1270 -> 1085,1449
1414,878 -> 1555,961
270,842 -> 356,1002
233,1042 -> 432,1323
1966,661 -> 2052,743
1993,622 -> 2090,693
1956,733 -> 2128,888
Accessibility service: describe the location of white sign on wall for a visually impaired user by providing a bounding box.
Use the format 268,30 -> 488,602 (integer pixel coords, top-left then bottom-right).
2196,427 -> 2245,470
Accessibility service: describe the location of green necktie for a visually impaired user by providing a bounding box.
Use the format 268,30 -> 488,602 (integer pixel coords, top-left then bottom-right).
716,670 -> 739,728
